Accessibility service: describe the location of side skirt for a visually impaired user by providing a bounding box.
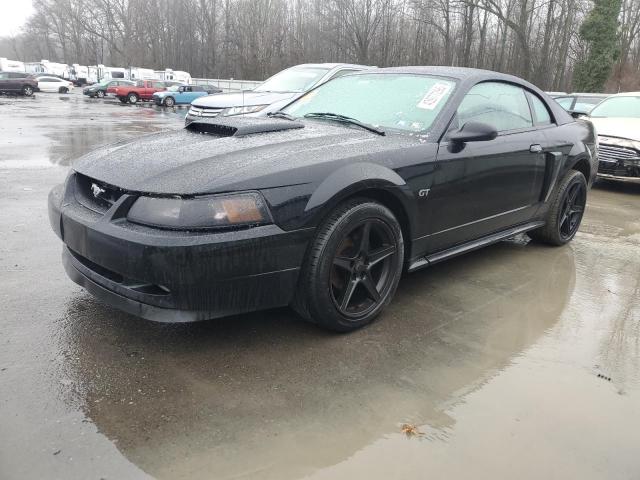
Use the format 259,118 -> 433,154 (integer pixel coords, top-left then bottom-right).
407,221 -> 545,273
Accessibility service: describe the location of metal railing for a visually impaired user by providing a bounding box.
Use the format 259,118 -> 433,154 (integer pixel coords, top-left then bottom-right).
191,78 -> 262,92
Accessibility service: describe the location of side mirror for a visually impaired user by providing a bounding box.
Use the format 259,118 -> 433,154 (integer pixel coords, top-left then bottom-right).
449,121 -> 498,143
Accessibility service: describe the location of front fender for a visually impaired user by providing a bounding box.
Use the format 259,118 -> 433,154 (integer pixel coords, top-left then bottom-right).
305,162 -> 406,212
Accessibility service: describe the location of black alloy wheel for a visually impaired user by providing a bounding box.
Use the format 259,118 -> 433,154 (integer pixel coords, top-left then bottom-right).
558,181 -> 586,241
330,219 -> 397,318
22,85 -> 34,96
292,199 -> 404,332
164,96 -> 175,107
529,169 -> 587,245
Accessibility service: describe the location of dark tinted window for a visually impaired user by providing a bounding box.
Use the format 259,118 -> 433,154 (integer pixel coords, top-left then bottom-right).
457,82 -> 533,132
8,72 -> 28,78
526,91 -> 552,125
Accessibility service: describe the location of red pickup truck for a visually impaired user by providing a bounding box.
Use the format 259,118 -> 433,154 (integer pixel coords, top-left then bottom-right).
115,80 -> 167,104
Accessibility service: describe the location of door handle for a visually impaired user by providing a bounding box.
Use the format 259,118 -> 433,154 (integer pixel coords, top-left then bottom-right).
529,144 -> 543,153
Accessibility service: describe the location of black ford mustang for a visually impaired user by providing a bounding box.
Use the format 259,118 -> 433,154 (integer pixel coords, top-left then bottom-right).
49,67 -> 597,332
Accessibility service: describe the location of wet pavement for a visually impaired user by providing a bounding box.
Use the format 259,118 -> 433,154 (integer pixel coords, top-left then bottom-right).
1,91 -> 639,480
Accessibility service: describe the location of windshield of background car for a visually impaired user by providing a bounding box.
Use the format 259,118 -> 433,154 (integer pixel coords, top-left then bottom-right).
254,67 -> 329,93
590,96 -> 640,118
283,73 -> 456,133
166,86 -> 180,92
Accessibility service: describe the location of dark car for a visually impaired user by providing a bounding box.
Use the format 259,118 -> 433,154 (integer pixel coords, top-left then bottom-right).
83,79 -> 135,98
48,67 -> 597,332
554,93 -> 609,115
0,71 -> 38,96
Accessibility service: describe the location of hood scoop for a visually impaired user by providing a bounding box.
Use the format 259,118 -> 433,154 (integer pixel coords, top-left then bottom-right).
186,116 -> 304,137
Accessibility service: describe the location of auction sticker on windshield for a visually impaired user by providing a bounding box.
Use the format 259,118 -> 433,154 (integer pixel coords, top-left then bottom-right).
417,83 -> 452,110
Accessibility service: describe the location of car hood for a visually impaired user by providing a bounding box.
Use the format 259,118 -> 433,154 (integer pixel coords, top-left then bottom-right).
191,91 -> 296,109
589,117 -> 640,142
72,118 -> 424,195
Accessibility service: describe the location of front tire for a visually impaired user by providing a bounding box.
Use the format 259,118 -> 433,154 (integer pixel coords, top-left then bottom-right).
96,90 -> 105,98
22,85 -> 34,96
529,170 -> 587,245
164,96 -> 175,107
292,199 -> 404,332
59,87 -> 68,94
127,93 -> 139,104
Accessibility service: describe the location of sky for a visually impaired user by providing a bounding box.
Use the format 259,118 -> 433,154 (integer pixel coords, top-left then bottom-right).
0,0 -> 34,37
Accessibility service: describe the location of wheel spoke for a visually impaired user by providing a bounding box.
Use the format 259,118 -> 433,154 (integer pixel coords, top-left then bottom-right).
333,256 -> 353,272
340,278 -> 359,310
368,244 -> 396,267
361,273 -> 381,302
359,221 -> 372,255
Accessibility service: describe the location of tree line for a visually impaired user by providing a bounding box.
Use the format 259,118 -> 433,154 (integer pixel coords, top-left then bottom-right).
0,0 -> 638,92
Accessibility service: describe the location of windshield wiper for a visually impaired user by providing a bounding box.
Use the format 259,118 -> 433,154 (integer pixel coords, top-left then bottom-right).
267,111 -> 296,121
303,112 -> 385,136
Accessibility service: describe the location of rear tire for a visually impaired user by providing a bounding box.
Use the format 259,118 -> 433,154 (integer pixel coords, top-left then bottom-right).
528,170 -> 587,246
292,199 -> 404,332
127,93 -> 139,104
22,85 -> 34,96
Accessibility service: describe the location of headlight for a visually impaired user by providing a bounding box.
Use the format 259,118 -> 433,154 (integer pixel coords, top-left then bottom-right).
221,104 -> 268,116
127,192 -> 271,230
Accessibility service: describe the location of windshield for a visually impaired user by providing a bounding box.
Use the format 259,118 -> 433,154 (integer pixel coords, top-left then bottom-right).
283,73 -> 456,133
254,67 -> 329,93
98,80 -> 111,87
590,96 -> 640,118
167,86 -> 180,92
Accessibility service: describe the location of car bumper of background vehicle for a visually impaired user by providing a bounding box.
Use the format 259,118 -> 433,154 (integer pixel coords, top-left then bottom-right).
48,184 -> 314,322
597,159 -> 640,182
597,173 -> 640,183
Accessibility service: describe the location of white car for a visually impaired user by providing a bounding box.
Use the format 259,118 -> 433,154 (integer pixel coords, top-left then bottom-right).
587,92 -> 640,183
36,76 -> 74,93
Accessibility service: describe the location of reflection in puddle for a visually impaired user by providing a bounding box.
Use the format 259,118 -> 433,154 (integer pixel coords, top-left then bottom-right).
0,92 -> 184,167
58,242 -> 575,479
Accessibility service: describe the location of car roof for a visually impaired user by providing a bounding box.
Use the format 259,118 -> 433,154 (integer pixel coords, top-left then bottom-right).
353,66 -> 530,82
291,63 -> 374,70
608,91 -> 640,97
568,92 -> 609,96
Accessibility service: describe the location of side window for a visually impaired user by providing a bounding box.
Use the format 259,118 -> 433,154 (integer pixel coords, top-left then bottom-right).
457,82 -> 533,132
185,86 -> 192,92
526,91 -> 552,125
152,81 -> 164,88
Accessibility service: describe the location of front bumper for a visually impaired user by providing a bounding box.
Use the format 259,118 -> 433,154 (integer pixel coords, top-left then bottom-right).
48,178 -> 313,322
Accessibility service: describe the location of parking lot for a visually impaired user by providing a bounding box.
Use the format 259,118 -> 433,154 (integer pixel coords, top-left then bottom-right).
1,91 -> 639,479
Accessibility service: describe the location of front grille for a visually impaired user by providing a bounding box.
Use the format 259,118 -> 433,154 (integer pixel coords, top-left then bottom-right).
74,173 -> 125,213
188,105 -> 224,118
599,144 -> 640,162
598,143 -> 640,178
